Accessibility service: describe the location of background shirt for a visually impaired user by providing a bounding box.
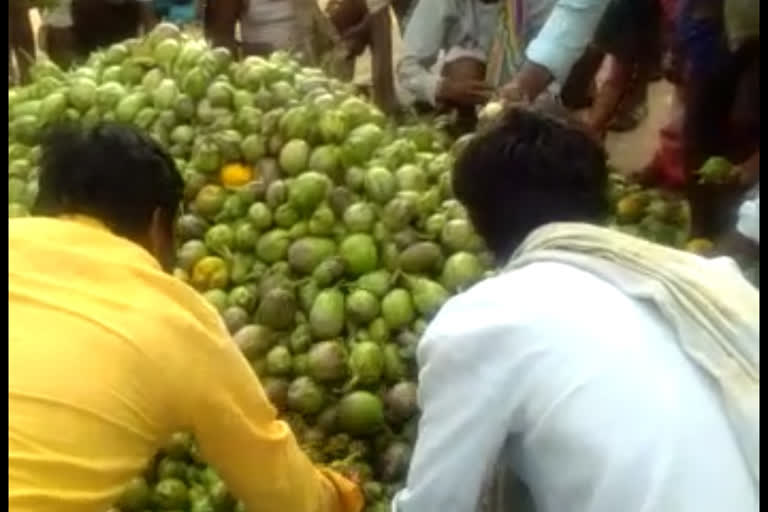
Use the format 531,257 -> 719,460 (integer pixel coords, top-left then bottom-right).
9,216 -> 361,512
393,261 -> 757,512
737,185 -> 759,244
396,0 -> 608,105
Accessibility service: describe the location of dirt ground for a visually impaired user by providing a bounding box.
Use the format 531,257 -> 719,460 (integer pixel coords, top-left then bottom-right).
26,9 -> 671,173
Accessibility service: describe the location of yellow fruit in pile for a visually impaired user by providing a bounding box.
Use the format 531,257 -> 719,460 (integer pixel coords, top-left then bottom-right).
219,163 -> 254,188
615,192 -> 649,224
685,238 -> 715,255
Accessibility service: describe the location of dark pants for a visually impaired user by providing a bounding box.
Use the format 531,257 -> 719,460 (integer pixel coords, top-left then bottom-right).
683,39 -> 759,238
72,0 -> 142,56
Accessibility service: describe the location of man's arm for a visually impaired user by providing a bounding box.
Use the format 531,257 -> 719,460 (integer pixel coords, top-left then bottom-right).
8,0 -> 35,84
368,6 -> 397,114
172,304 -> 363,512
503,0 -> 610,102
392,291 -> 531,512
397,0 -> 452,105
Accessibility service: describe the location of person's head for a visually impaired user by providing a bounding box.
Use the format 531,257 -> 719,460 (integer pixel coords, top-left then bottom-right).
453,106 -> 609,263
33,122 -> 184,271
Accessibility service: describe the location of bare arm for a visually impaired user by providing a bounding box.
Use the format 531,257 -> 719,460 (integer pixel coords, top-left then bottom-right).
503,0 -> 610,103
8,0 -> 35,84
369,8 -> 397,114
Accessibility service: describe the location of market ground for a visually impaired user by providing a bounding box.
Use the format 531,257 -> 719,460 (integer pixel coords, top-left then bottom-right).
27,10 -> 673,173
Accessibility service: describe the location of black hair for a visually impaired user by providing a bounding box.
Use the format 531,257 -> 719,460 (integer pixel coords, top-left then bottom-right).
33,122 -> 184,240
453,107 -> 609,262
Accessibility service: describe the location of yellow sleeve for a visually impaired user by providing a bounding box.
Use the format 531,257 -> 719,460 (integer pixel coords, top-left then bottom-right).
176,301 -> 364,512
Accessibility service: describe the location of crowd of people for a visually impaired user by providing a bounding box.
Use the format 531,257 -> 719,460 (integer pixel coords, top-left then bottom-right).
8,1 -> 759,512
9,0 -> 760,189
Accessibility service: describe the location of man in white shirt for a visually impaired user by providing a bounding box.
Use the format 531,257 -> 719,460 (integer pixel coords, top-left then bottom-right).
392,107 -> 758,512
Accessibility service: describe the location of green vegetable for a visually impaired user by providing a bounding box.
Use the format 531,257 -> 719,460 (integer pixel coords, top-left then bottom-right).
288,171 -> 330,214
346,289 -> 380,324
256,229 -> 292,263
310,288 -> 345,339
337,391 -> 385,436
349,341 -> 384,385
340,234 -> 378,276
279,139 -> 310,175
288,237 -> 337,275
381,289 -> 415,329
307,340 -> 349,382
441,252 -> 484,291
364,166 -> 397,204
287,376 -> 326,414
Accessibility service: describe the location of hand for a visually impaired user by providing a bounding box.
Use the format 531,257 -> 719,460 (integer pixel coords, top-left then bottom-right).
500,60 -> 553,105
499,80 -> 530,106
436,79 -> 493,107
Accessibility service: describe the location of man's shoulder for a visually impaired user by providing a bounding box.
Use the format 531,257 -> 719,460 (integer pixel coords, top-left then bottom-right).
444,260 -> 600,311
426,260 -> 621,343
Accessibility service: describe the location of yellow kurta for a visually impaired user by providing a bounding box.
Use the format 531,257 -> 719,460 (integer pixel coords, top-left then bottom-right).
8,216 -> 363,512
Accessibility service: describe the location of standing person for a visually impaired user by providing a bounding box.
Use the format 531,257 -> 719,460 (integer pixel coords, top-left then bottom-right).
585,0 -> 662,135
494,0 -> 611,104
636,0 -> 730,190
9,122 -> 363,512
71,0 -> 157,57
205,0 -> 340,63
326,0 -> 399,113
392,107 -> 758,512
396,0 -> 611,118
8,0 -> 36,85
39,0 -> 77,70
396,0 -> 517,112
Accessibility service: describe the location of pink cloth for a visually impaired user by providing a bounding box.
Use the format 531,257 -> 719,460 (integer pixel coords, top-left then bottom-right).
648,84 -> 687,188
659,0 -> 679,24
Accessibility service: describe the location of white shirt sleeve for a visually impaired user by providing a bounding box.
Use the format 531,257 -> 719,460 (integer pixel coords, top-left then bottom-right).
525,0 -> 611,83
392,283 -> 532,512
737,189 -> 759,244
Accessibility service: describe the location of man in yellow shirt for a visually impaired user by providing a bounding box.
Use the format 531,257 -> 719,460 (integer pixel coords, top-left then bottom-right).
8,123 -> 363,512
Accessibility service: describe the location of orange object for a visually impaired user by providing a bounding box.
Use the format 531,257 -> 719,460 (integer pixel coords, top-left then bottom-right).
219,162 -> 254,188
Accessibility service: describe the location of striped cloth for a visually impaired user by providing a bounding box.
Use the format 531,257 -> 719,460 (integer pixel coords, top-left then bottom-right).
486,0 -> 525,88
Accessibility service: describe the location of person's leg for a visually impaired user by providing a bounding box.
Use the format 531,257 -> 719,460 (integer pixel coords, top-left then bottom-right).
683,39 -> 758,238
586,0 -> 643,134
71,0 -> 142,56
8,0 -> 35,84
606,0 -> 661,132
559,46 -> 604,110
587,55 -> 634,135
45,27 -> 77,70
